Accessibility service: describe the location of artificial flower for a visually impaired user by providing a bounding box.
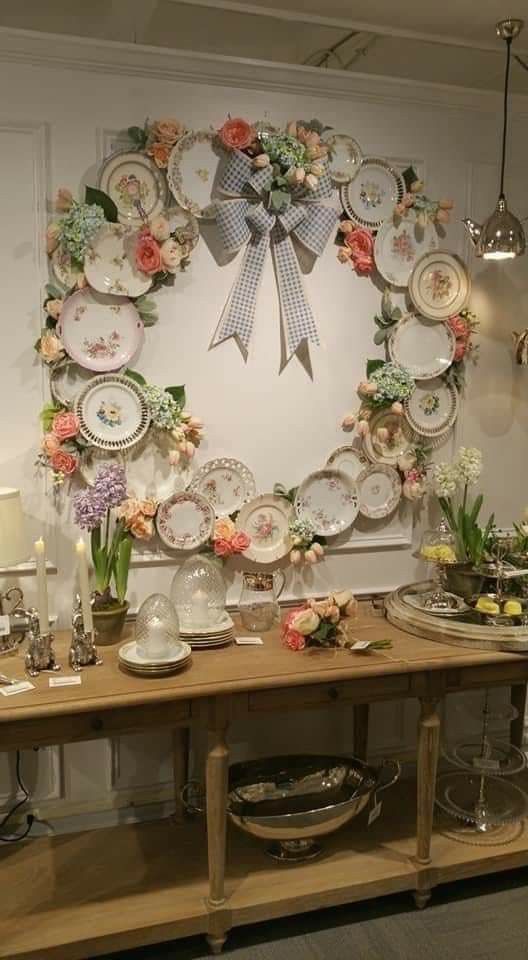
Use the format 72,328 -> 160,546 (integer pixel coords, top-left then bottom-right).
39,331 -> 64,363
436,208 -> 450,225
397,450 -> 417,472
306,144 -> 326,160
283,628 -> 306,651
290,549 -> 302,565
341,412 -> 356,431
252,153 -> 271,168
344,227 -> 375,276
304,549 -> 317,563
357,381 -> 378,398
357,419 -> 370,437
55,187 -> 74,213
337,248 -> 352,263
149,214 -> 171,243
391,401 -> 404,415
45,298 -> 63,321
231,531 -> 250,553
41,433 -> 60,457
304,173 -> 319,192
367,362 -> 414,407
213,538 -> 232,558
311,542 -> 324,558
286,166 -> 306,186
52,410 -> 80,442
129,516 -> 154,540
168,450 -> 180,466
438,199 -> 454,210
144,384 -> 181,430
402,477 -> 426,501
286,120 -> 298,137
151,119 -> 185,146
218,117 -> 255,151
309,161 -> 325,177
46,223 -> 61,255
338,220 -> 355,235
50,449 -> 78,476
93,464 -> 128,509
59,200 -> 106,261
432,461 -> 459,498
214,517 -> 236,540
455,446 -> 482,486
136,232 -> 162,275
147,142 -> 171,168
159,237 -> 183,273
291,608 -> 320,635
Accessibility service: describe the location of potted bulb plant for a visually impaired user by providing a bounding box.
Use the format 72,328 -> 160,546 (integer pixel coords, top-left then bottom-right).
431,447 -> 495,599
73,465 -> 156,643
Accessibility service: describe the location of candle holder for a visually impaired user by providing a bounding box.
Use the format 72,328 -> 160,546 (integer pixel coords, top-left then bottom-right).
70,602 -> 102,672
25,609 -> 61,677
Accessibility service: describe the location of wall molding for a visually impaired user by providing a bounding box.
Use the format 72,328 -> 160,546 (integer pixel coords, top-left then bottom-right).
2,27 -> 528,117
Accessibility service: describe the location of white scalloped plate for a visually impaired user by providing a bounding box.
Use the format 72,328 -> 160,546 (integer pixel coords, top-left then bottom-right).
156,491 -> 215,551
341,158 -> 405,231
190,458 -> 256,518
236,494 -> 293,564
74,374 -> 150,451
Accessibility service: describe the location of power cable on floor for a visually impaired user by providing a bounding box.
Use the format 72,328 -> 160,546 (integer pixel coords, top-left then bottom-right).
0,750 -> 34,842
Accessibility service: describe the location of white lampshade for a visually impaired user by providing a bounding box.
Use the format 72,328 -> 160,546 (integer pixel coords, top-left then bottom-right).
0,488 -> 28,567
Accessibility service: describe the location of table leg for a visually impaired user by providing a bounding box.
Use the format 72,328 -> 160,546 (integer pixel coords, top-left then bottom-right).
353,703 -> 370,760
205,698 -> 230,954
416,697 -> 441,867
510,683 -> 527,749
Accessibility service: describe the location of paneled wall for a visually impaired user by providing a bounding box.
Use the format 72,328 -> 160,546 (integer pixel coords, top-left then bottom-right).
0,28 -> 526,826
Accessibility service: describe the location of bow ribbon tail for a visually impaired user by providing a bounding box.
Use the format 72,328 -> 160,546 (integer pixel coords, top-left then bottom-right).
211,228 -> 270,353
271,222 -> 320,361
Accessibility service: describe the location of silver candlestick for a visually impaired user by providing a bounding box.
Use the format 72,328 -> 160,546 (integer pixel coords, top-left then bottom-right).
70,603 -> 102,672
25,609 -> 61,677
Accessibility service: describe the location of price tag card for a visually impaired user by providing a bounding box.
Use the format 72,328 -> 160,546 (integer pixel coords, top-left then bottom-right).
351,640 -> 371,651
49,675 -> 82,688
0,615 -> 10,637
235,637 -> 263,645
0,681 -> 35,697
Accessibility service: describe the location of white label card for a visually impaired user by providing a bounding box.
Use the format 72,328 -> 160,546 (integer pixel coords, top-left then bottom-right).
0,615 -> 10,637
49,675 -> 82,687
0,681 -> 35,696
235,637 -> 263,645
351,640 -> 371,651
368,799 -> 383,826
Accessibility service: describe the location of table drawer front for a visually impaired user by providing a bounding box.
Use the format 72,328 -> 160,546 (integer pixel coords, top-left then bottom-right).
248,676 -> 410,712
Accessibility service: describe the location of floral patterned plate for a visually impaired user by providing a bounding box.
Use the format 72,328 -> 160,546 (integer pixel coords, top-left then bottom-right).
389,313 -> 456,380
84,223 -> 151,297
325,445 -> 369,480
123,432 -> 192,501
190,458 -> 256,518
323,133 -> 362,185
341,158 -> 405,231
236,494 -> 293,564
98,149 -> 168,227
403,376 -> 459,439
357,464 -> 402,520
58,288 -> 144,373
167,131 -> 222,219
156,491 -> 215,551
51,246 -> 85,289
374,217 -> 438,287
408,250 -> 470,321
295,469 -> 359,537
50,360 -> 99,408
362,410 -> 415,467
74,374 -> 150,451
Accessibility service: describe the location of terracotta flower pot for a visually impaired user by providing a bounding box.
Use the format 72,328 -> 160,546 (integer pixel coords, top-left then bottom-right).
92,601 -> 129,645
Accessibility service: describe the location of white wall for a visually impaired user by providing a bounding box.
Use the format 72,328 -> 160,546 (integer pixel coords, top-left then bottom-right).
0,28 -> 526,826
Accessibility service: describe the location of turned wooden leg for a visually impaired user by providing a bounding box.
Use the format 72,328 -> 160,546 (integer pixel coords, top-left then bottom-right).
353,703 -> 370,760
206,933 -> 227,955
416,697 -> 441,865
172,727 -> 189,823
206,699 -> 229,909
510,683 -> 527,749
413,889 -> 431,910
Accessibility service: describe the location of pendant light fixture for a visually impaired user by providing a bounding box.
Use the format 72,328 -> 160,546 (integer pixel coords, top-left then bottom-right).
463,18 -> 525,260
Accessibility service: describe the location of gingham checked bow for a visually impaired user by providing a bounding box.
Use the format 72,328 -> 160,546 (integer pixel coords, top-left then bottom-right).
212,150 -> 338,361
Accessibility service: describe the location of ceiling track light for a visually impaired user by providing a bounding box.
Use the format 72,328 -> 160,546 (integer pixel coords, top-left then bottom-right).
463,18 -> 526,261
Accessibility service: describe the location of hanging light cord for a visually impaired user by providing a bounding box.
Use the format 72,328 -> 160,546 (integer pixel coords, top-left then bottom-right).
499,36 -> 513,198
0,751 -> 35,843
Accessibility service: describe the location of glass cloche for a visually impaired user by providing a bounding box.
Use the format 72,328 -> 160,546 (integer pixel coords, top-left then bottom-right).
135,593 -> 180,658
171,555 -> 226,630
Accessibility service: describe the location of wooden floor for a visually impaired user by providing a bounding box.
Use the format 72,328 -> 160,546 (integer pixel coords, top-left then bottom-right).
2,778 -> 528,960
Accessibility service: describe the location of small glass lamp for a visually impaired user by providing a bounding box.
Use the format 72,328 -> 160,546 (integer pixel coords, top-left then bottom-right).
135,593 -> 179,658
171,556 -> 226,630
420,519 -> 458,611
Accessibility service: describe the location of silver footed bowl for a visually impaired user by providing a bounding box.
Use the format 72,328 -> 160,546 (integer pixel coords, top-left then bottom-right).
228,754 -> 400,862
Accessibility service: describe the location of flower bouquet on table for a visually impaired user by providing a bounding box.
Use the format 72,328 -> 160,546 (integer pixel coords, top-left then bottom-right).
73,464 -> 156,642
282,592 -> 392,652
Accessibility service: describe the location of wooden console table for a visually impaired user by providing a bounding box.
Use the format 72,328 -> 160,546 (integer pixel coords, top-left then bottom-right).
0,605 -> 527,959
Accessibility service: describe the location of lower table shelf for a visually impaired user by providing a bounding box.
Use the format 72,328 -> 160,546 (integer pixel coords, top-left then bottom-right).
2,779 -> 528,959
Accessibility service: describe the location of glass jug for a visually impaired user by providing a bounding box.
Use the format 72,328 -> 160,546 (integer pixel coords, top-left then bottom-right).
238,571 -> 285,633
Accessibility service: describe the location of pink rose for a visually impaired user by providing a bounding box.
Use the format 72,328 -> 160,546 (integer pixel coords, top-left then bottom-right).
344,228 -> 375,277
52,410 -> 80,441
231,531 -> 250,554
41,433 -> 60,457
136,233 -> 162,275
447,315 -> 468,338
50,449 -> 77,476
218,118 -> 255,152
284,629 -> 306,651
436,208 -> 450,224
213,538 -> 233,558
454,341 -> 467,361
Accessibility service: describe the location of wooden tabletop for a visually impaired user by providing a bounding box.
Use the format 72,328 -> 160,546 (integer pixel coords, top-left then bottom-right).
0,604 -> 527,724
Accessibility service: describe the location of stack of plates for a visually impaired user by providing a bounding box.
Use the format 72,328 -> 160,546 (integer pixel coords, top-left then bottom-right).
180,613 -> 234,649
118,639 -> 192,676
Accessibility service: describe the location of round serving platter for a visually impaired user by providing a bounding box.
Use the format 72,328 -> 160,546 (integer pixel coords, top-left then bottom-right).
356,464 -> 401,519
74,373 -> 150,451
156,491 -> 215,551
409,250 -> 470,321
167,130 -> 221,219
403,377 -> 459,439
323,133 -> 362,185
84,223 -> 152,298
362,410 -> 415,467
325,445 -> 369,480
190,458 -> 256,518
58,288 -> 144,373
236,494 -> 293,564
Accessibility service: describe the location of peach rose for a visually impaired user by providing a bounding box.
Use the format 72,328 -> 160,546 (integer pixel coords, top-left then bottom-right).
338,220 -> 355,235
46,223 -> 61,255
52,410 -> 80,441
341,412 -> 356,431
344,227 -> 375,276
231,531 -> 250,554
286,166 -> 306,186
391,402 -> 403,415
147,142 -> 171,168
160,238 -> 183,274
436,209 -> 450,224
50,449 -> 77,476
309,162 -> 324,178
140,499 -> 157,518
357,419 -> 370,437
41,433 -> 60,457
438,199 -> 454,210
214,517 -> 236,540
304,174 -> 319,192
149,215 -> 171,243
46,298 -> 63,321
152,119 -> 185,146
55,187 -> 74,212
284,629 -> 306,651
130,516 -> 154,540
218,117 -> 255,151
213,538 -> 233,558
136,233 -> 162,275
39,332 -> 63,363
337,248 -> 352,263
306,144 -> 324,160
